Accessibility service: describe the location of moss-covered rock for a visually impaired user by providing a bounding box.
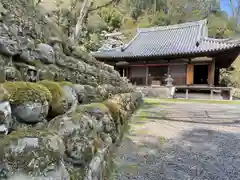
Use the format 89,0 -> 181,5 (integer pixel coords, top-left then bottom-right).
104,99 -> 128,125
0,129 -> 69,179
0,82 -> 52,123
82,85 -> 99,102
79,103 -> 119,143
48,111 -> 104,167
2,81 -> 52,105
38,80 -> 68,117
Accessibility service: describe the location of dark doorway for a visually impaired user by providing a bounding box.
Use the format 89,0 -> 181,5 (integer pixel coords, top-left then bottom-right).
194,64 -> 208,84
117,68 -> 124,77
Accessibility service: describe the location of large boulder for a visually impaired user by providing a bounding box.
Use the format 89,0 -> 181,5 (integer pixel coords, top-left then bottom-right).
36,43 -> 55,64
59,82 -> 78,107
0,101 -> 11,135
11,101 -> 49,123
0,38 -> 19,56
80,103 -> 119,143
1,82 -> 52,124
83,85 -> 99,103
0,129 -> 69,180
48,112 -> 101,167
72,84 -> 87,104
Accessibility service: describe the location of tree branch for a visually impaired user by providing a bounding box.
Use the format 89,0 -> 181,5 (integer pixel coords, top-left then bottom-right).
230,0 -> 237,18
88,0 -> 120,12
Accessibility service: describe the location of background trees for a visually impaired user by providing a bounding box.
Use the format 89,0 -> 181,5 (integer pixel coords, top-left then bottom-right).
37,0 -> 240,50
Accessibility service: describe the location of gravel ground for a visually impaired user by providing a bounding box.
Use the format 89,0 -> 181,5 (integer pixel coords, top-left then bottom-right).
112,100 -> 240,180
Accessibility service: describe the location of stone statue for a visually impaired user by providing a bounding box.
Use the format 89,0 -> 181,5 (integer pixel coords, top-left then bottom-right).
165,75 -> 174,87
5,66 -> 16,81
26,69 -> 38,82
0,66 -> 5,82
25,66 -> 38,82
165,75 -> 175,98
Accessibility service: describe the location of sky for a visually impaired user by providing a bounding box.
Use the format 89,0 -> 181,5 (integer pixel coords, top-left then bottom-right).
220,0 -> 235,16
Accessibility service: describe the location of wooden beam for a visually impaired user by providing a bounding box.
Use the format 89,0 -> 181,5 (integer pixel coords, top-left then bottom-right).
130,64 -> 168,67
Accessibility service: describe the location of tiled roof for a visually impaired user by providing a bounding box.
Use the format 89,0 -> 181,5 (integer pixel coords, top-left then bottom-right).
92,19 -> 240,59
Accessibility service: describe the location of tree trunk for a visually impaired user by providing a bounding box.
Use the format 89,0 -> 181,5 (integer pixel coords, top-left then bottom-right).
237,0 -> 240,24
71,0 -> 93,43
230,0 -> 237,18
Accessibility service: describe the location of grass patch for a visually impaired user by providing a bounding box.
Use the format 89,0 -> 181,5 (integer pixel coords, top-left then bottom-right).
137,111 -> 149,121
159,136 -> 167,145
144,98 -> 240,105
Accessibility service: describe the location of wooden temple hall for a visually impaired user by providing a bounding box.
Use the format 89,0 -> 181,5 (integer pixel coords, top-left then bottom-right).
92,20 -> 240,87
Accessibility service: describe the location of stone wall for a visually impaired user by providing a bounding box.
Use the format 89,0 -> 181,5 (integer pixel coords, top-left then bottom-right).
0,89 -> 142,180
0,1 -> 143,179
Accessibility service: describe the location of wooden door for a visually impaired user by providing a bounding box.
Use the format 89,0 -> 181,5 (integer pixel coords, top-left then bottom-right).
169,64 -> 187,85
186,64 -> 194,85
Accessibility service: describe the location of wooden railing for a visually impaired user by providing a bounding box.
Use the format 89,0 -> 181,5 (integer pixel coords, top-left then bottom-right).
175,85 -> 233,100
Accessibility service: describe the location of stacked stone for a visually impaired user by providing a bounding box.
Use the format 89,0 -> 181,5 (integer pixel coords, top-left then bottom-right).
0,0 -> 141,179
0,0 -> 132,102
0,90 -> 143,180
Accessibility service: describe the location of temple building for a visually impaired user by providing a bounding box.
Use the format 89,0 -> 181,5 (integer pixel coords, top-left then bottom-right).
92,19 -> 240,87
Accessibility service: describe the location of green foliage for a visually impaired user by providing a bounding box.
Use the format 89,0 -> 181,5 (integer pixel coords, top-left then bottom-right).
87,14 -> 108,33
151,10 -> 170,26
115,0 -> 240,40
208,13 -> 234,38
98,7 -> 123,30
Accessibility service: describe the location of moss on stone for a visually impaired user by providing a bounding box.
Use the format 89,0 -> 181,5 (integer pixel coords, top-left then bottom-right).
38,80 -> 68,116
58,81 -> 73,87
104,100 -> 121,120
67,166 -> 85,180
2,81 -> 52,105
38,80 -> 64,103
0,128 -> 64,173
82,103 -> 110,113
30,59 -> 44,68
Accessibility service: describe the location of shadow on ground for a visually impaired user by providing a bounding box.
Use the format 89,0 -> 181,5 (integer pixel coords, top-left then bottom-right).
135,115 -> 240,125
112,100 -> 240,180
114,128 -> 240,180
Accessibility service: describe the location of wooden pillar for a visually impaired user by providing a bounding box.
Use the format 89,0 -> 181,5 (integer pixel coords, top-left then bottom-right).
186,89 -> 189,99
229,88 -> 233,101
168,61 -> 170,75
208,60 -> 215,86
186,64 -> 194,85
210,89 -> 213,99
145,65 -> 149,86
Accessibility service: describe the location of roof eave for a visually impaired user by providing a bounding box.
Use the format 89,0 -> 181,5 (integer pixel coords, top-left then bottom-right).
94,46 -> 240,61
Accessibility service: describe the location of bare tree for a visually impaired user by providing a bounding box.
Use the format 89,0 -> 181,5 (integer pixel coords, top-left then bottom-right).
71,0 -> 121,43
71,0 -> 93,42
230,0 -> 237,18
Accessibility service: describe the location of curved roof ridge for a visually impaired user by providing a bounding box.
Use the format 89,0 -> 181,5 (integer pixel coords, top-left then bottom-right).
137,19 -> 207,33
121,32 -> 141,51
201,37 -> 240,44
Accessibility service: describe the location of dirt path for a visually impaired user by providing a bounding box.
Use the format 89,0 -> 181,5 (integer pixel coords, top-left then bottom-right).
112,99 -> 240,180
